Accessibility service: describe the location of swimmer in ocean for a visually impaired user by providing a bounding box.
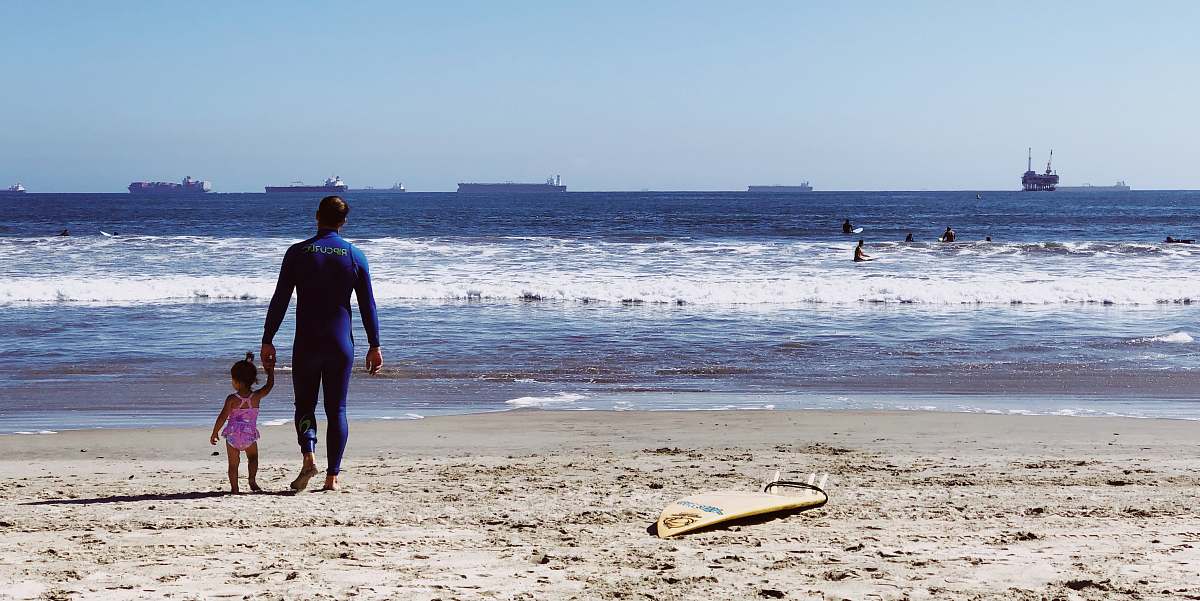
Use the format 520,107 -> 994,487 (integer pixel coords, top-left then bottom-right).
940,226 -> 955,243
904,232 -> 913,243
842,219 -> 853,234
854,239 -> 872,262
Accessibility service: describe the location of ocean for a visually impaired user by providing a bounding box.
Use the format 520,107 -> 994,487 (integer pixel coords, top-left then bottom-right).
1,190 -> 1198,433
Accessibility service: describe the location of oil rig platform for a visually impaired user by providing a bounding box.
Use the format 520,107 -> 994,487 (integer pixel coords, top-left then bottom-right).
1022,148 -> 1059,191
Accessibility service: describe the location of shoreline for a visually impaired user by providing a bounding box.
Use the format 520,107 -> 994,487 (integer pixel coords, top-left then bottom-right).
2,410 -> 1198,599
4,397 -> 1200,437
4,407 -> 1198,454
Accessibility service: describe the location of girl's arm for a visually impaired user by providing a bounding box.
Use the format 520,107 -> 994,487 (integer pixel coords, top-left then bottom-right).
253,366 -> 275,403
210,395 -> 236,445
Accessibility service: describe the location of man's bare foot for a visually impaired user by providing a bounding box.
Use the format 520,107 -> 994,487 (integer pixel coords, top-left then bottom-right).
249,481 -> 262,493
290,465 -> 319,491
321,474 -> 339,491
229,487 -> 241,495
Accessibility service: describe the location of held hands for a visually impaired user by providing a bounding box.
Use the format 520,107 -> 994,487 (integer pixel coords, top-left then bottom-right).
262,343 -> 378,372
366,346 -> 383,375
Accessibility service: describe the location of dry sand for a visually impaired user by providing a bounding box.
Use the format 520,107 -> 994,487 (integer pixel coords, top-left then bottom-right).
1,410 -> 1198,600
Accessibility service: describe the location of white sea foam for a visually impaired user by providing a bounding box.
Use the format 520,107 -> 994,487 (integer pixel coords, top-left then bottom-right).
11,430 -> 58,435
3,236 -> 1199,306
261,418 -> 291,426
504,392 -> 586,408
377,413 -> 425,420
1132,332 -> 1194,344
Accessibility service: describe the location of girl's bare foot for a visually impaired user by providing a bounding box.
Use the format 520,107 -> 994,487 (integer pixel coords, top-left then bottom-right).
249,481 -> 262,493
230,486 -> 241,494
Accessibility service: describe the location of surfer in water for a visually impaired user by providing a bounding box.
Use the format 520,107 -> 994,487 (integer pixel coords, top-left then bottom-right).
940,226 -> 956,243
904,232 -> 913,243
842,219 -> 853,234
853,239 -> 872,262
262,196 -> 383,492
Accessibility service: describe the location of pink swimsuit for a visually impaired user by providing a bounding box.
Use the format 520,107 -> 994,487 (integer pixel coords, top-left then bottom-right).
222,393 -> 260,450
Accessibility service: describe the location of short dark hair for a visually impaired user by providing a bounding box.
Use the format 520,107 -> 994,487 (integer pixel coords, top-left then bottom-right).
231,352 -> 258,387
317,196 -> 350,226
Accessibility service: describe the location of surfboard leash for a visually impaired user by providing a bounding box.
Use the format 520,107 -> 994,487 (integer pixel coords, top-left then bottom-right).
762,480 -> 829,509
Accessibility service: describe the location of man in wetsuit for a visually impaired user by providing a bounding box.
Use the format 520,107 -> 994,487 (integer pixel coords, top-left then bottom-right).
261,196 -> 382,492
842,219 -> 853,234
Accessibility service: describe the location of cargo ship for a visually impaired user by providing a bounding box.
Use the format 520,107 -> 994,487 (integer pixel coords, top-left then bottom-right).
348,182 -> 406,193
1021,148 -> 1059,191
747,182 -> 813,193
265,176 -> 348,194
128,176 -> 211,195
0,182 -> 26,195
457,175 -> 565,193
1056,181 -> 1131,193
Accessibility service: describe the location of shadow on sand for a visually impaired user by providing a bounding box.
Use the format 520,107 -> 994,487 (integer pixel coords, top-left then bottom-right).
23,489 -> 295,506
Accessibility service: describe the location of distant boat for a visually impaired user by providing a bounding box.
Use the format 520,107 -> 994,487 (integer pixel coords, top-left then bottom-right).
1056,181 -> 1131,193
265,176 -> 348,194
747,182 -> 813,193
0,182 -> 27,195
348,182 -> 406,193
128,176 -> 211,195
458,175 -> 566,193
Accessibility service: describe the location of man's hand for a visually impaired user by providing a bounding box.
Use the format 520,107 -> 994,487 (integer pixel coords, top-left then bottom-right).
261,343 -> 276,370
365,346 -> 383,375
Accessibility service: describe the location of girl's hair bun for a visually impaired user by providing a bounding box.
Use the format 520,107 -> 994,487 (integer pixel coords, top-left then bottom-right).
245,352 -> 255,362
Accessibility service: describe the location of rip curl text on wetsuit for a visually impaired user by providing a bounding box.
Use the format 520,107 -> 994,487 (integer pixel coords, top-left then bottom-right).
263,228 -> 380,474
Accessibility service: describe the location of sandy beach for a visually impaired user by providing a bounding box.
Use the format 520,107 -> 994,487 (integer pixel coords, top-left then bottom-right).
1,410 -> 1198,600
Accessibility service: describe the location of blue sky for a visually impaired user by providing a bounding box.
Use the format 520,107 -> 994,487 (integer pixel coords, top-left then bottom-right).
1,1 -> 1196,191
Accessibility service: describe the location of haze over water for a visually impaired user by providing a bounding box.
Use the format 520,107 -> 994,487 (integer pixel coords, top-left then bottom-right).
1,190 -> 1198,432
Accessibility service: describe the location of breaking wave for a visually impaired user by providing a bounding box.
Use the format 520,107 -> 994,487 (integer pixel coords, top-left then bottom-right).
1131,332 -> 1194,344
2,235 -> 1198,307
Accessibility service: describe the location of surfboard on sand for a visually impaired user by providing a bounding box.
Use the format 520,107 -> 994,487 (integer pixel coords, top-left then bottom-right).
656,475 -> 828,538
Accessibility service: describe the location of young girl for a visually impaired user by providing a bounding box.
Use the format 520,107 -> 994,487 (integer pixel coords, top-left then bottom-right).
209,352 -> 274,493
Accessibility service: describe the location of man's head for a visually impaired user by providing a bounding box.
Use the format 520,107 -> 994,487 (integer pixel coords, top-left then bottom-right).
317,196 -> 350,229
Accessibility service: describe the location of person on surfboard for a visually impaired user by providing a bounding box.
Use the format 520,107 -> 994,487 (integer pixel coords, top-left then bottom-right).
853,239 -> 872,262
261,195 -> 383,492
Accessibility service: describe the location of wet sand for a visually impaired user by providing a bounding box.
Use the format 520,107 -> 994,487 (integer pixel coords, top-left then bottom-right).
1,410 -> 1198,600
